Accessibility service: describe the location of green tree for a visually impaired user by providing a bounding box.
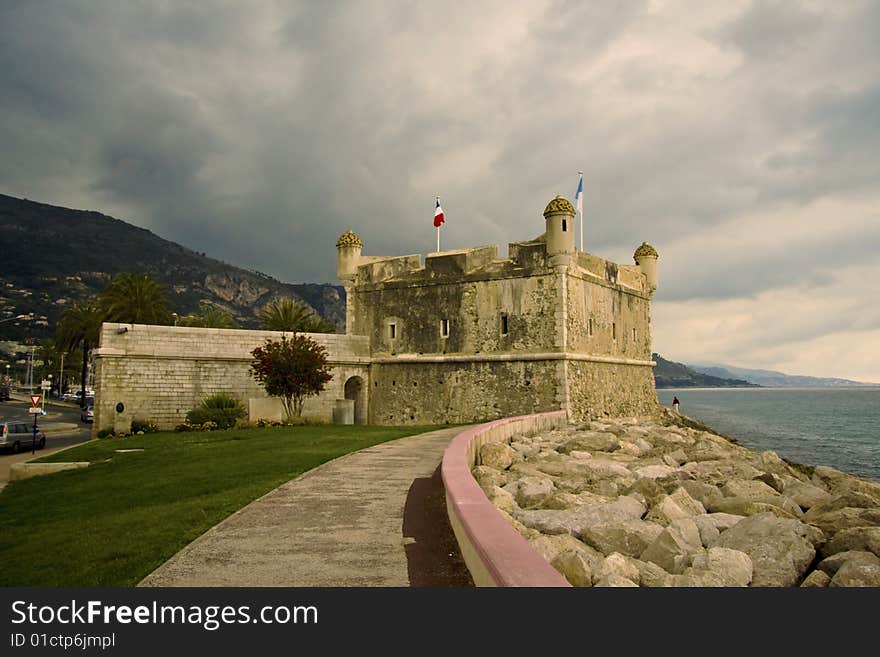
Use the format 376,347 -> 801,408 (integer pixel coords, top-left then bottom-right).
35,339 -> 64,394
250,335 -> 333,419
55,300 -> 104,407
99,273 -> 171,325
258,298 -> 334,333
177,302 -> 238,329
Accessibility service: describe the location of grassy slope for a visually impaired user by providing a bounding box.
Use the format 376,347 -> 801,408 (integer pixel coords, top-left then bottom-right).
0,424 -> 437,586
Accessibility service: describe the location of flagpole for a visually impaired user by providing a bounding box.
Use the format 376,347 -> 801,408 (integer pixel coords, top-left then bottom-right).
436,196 -> 440,252
578,171 -> 584,253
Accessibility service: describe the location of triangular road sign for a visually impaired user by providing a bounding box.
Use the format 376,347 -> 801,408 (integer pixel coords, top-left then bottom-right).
30,394 -> 42,407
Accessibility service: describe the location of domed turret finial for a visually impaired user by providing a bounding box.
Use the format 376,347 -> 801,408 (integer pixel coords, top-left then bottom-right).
543,196 -> 576,217
633,242 -> 658,261
336,230 -> 363,249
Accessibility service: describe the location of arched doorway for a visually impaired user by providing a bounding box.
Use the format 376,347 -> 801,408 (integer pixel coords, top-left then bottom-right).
344,376 -> 367,425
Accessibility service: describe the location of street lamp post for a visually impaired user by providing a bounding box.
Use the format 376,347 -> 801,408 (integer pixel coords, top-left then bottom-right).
27,345 -> 35,392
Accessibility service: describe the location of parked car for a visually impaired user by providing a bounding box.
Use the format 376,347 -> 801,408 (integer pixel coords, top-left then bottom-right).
81,405 -> 94,423
63,389 -> 95,403
0,420 -> 46,453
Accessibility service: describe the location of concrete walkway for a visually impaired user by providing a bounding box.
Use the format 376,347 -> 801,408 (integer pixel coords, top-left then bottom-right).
139,426 -> 469,587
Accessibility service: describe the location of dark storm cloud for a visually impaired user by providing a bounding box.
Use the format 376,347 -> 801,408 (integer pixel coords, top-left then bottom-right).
0,1 -> 878,377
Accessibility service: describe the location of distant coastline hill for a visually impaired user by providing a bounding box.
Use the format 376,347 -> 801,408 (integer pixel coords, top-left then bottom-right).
0,194 -> 345,342
652,353 -> 758,389
689,363 -> 877,388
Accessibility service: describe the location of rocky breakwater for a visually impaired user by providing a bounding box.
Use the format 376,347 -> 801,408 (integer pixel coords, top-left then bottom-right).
473,412 -> 880,587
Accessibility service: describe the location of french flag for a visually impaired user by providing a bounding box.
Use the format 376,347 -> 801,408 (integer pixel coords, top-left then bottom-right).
434,199 -> 445,227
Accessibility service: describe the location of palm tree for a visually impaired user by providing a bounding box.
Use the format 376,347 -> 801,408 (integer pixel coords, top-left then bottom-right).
55,300 -> 104,407
98,273 -> 171,325
177,302 -> 239,329
258,298 -> 335,333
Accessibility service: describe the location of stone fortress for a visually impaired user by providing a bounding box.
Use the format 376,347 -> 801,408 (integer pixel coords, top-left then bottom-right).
93,196 -> 660,433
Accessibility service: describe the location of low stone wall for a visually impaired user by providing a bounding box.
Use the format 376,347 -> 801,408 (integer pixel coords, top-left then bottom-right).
93,323 -> 370,433
441,411 -> 571,586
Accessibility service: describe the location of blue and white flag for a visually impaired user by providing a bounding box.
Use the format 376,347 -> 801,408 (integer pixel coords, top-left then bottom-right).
574,173 -> 584,216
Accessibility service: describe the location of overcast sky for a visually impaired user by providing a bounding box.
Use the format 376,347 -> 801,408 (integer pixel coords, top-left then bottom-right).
1,1 -> 879,381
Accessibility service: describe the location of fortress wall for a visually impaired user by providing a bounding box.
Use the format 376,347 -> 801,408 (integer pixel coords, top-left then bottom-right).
368,359 -> 561,425
566,271 -> 652,359
352,273 -> 559,356
566,359 -> 659,421
93,324 -> 369,432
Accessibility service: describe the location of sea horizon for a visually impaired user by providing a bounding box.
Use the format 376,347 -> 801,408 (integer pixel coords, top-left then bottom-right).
656,386 -> 880,482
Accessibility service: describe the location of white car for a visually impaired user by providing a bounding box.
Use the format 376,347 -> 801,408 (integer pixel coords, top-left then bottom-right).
64,390 -> 95,403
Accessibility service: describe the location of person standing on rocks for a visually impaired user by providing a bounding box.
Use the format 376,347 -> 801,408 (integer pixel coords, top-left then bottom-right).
672,396 -> 680,413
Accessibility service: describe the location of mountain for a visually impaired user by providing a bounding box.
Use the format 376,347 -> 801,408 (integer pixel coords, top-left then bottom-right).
689,363 -> 876,387
0,194 -> 345,342
652,353 -> 758,389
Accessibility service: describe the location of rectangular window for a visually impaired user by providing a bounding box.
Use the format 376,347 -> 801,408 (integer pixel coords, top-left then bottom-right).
632,327 -> 637,342
562,219 -> 567,232
500,313 -> 509,336
588,317 -> 593,336
612,322 -> 617,340
440,319 -> 450,338
388,323 -> 396,339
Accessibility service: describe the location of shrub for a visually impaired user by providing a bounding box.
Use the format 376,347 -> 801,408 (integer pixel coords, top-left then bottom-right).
131,418 -> 159,434
185,393 -> 247,429
97,428 -> 115,439
174,423 -> 193,432
250,334 -> 333,419
200,421 -> 219,431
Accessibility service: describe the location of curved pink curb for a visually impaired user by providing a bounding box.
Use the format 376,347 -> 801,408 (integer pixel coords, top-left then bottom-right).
441,412 -> 571,587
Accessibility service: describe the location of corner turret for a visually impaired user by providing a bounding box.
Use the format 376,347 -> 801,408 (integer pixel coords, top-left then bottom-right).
336,230 -> 363,282
543,196 -> 576,262
633,242 -> 658,293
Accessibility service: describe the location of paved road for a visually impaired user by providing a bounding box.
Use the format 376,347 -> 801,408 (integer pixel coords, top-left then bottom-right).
0,396 -> 92,487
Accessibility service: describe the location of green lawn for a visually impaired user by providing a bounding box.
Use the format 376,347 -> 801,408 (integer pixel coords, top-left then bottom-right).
0,424 -> 437,586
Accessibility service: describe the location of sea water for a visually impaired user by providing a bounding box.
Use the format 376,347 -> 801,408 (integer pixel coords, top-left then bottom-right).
656,387 -> 880,481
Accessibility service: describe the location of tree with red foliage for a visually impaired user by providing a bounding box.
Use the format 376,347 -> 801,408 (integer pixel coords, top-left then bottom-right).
250,334 -> 333,419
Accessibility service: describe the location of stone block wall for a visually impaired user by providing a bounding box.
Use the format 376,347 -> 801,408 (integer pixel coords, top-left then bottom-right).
368,358 -> 561,425
352,273 -> 560,357
566,359 -> 659,421
566,270 -> 652,359
93,324 -> 370,433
